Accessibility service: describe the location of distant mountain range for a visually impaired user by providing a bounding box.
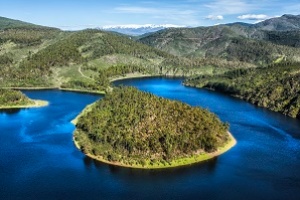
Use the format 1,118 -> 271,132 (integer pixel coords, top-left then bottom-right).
139,14 -> 300,65
100,24 -> 186,36
99,14 -> 300,36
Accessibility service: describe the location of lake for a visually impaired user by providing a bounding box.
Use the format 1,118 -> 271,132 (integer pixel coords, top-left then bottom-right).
1,78 -> 300,199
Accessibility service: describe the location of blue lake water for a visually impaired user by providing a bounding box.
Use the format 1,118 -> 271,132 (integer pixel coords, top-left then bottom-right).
1,78 -> 300,199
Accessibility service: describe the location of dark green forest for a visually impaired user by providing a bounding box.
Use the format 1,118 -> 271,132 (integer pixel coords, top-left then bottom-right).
185,62 -> 300,119
74,87 -> 229,166
0,89 -> 33,107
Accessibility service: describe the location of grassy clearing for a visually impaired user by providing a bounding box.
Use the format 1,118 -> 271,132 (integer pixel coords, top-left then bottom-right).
109,73 -> 155,82
274,55 -> 285,64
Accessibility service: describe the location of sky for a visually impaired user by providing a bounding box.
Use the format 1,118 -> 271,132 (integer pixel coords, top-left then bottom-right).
0,0 -> 300,30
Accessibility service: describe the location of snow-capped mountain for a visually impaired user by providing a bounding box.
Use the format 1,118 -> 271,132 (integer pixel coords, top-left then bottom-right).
100,24 -> 186,36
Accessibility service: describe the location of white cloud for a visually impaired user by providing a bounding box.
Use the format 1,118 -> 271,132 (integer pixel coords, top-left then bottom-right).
238,14 -> 269,20
205,0 -> 257,15
112,5 -> 200,26
205,15 -> 224,20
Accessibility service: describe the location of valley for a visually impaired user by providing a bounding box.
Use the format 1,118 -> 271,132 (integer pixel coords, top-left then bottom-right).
1,0 -> 300,198
1,14 -> 300,119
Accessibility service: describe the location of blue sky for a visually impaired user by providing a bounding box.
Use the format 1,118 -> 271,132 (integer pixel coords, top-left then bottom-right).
0,0 -> 299,29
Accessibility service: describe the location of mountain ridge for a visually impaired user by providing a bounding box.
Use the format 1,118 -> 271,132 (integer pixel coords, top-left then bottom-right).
101,24 -> 186,36
0,16 -> 59,30
138,14 -> 300,66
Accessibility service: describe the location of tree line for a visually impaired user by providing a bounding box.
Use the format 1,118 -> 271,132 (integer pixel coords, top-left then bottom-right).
185,62 -> 300,119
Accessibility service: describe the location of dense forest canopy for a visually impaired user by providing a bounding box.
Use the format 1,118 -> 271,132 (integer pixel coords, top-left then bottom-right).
185,62 -> 300,119
74,87 -> 230,167
0,89 -> 33,106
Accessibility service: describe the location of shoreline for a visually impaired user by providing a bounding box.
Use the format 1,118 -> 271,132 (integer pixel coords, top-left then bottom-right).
109,73 -> 155,82
71,75 -> 236,169
110,73 -> 185,83
71,102 -> 97,125
0,99 -> 49,110
2,73 -> 182,95
1,86 -> 106,95
1,86 -> 60,90
60,88 -> 105,95
73,131 -> 236,170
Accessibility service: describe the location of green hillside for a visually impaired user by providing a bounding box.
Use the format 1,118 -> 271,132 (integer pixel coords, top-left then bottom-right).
253,14 -> 300,31
0,16 -> 44,29
185,62 -> 300,119
1,15 -> 300,120
1,29 -> 184,89
264,30 -> 300,47
139,14 -> 300,66
139,26 -> 300,66
1,22 -> 247,92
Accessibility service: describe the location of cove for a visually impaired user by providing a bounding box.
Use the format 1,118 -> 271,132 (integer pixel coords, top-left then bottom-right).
1,78 -> 300,199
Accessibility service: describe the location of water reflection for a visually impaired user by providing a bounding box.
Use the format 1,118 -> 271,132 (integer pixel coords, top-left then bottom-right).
0,108 -> 21,115
83,156 -> 94,169
83,155 -> 219,178
83,155 -> 109,171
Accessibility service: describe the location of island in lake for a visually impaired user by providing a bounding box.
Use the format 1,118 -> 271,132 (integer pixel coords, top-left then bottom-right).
0,89 -> 48,109
73,87 -> 236,169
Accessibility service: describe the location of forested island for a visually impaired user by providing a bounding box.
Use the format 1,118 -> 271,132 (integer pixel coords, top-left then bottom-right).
73,87 -> 236,169
0,89 -> 48,109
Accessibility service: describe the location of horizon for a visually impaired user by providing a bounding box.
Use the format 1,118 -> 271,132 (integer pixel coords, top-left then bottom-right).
0,0 -> 300,30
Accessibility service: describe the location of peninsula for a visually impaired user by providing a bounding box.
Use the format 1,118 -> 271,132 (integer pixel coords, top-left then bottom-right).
73,87 -> 236,169
0,89 -> 48,109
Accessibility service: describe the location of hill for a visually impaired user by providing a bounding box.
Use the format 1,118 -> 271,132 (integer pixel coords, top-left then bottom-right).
138,14 -> 300,66
101,24 -> 185,36
185,62 -> 300,119
0,16 -> 47,29
73,87 -> 235,168
0,28 -> 192,90
1,18 -> 249,92
254,14 -> 300,31
0,16 -> 60,46
1,15 -> 300,120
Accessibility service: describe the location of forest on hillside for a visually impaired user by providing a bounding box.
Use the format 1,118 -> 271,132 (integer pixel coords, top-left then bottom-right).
1,16 -> 300,121
185,62 -> 300,119
139,24 -> 300,66
2,28 -> 237,89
